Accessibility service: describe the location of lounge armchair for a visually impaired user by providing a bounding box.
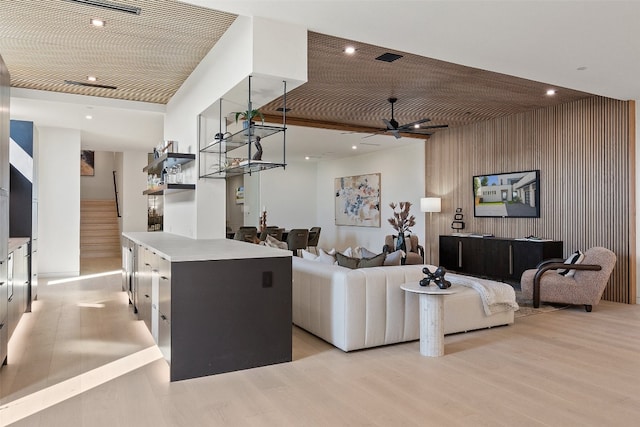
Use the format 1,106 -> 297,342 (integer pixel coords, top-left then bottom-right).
520,246 -> 616,312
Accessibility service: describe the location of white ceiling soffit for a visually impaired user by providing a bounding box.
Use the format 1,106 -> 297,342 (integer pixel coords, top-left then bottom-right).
11,88 -> 165,152
187,0 -> 640,101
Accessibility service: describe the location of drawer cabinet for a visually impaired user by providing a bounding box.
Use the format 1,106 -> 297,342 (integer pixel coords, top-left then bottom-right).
439,235 -> 563,282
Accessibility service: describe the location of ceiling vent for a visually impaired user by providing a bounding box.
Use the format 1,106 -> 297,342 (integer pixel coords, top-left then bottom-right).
375,53 -> 403,63
64,80 -> 117,90
64,0 -> 141,15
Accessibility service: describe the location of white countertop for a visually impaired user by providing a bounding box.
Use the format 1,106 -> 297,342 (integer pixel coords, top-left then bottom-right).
8,237 -> 30,253
122,232 -> 292,262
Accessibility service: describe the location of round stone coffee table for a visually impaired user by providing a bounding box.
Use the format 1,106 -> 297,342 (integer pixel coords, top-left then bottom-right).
401,282 -> 459,357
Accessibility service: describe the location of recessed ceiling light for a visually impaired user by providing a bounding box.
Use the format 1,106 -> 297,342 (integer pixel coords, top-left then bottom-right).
344,46 -> 356,55
85,115 -> 93,120
546,89 -> 557,96
352,145 -> 357,150
90,18 -> 105,27
414,124 -> 420,129
87,75 -> 97,82
305,156 -> 310,160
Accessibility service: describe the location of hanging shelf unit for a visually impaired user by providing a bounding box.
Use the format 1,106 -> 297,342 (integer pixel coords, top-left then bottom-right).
199,77 -> 287,179
143,152 -> 196,195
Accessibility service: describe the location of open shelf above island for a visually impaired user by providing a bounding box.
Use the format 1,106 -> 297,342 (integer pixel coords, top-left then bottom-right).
199,76 -> 288,179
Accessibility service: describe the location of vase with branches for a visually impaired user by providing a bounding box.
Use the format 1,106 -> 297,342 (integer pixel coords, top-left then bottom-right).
388,201 -> 416,254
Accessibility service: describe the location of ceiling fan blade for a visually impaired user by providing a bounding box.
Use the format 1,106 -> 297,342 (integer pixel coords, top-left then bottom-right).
407,124 -> 449,133
390,129 -> 401,139
419,124 -> 449,130
362,128 -> 388,138
398,118 -> 432,129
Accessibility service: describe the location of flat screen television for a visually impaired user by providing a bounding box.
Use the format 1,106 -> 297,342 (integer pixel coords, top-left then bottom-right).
473,169 -> 540,218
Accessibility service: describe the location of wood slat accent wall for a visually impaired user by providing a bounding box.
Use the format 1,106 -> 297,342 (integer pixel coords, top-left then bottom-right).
426,96 -> 634,303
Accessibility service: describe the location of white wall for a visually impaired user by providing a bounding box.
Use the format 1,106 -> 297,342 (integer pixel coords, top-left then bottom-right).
316,143 -> 426,255
37,126 -> 80,276
258,161 -> 317,230
80,150 -> 116,200
164,16 -> 307,239
117,151 -> 148,233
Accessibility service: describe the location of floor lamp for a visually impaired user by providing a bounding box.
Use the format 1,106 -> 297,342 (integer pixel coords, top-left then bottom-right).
420,197 -> 441,265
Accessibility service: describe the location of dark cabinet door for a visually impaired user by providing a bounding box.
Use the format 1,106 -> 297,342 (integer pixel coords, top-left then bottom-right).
512,240 -> 563,280
439,236 -> 460,271
460,238 -> 484,276
483,239 -> 512,279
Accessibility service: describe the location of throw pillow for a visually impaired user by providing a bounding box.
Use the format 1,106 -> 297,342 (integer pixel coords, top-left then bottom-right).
336,252 -> 386,269
383,249 -> 404,266
558,250 -> 584,277
316,248 -> 337,265
336,252 -> 360,269
342,247 -> 354,257
358,246 -> 377,259
358,252 -> 386,268
301,249 -> 318,260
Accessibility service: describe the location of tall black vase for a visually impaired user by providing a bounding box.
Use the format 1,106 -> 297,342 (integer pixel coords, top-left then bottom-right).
396,233 -> 407,264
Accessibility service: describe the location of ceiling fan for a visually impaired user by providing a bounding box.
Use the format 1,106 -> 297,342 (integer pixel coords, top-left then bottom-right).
374,97 -> 448,139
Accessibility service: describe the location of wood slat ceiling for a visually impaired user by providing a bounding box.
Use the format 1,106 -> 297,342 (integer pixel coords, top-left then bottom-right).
0,1 -> 595,133
260,32 -> 595,134
0,0 -> 237,104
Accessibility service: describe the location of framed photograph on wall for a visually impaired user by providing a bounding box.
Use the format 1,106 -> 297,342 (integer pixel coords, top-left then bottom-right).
80,150 -> 95,176
235,186 -> 244,204
334,173 -> 381,227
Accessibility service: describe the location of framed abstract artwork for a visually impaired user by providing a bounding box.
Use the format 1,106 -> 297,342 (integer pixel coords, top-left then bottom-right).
334,173 -> 381,227
80,150 -> 95,176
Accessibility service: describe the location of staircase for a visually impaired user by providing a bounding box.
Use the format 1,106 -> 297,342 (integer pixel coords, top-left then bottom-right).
80,200 -> 121,258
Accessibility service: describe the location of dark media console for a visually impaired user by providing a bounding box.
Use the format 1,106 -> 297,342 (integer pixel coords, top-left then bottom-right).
439,235 -> 563,283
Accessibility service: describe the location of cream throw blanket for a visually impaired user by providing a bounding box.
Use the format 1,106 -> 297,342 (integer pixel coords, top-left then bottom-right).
448,274 -> 520,316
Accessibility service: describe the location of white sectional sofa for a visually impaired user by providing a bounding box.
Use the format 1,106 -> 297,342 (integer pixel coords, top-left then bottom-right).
292,257 -> 516,352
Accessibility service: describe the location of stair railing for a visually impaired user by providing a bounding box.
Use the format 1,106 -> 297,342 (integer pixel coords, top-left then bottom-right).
113,170 -> 121,218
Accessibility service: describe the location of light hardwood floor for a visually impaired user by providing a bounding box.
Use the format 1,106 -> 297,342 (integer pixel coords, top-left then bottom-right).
1,258 -> 639,426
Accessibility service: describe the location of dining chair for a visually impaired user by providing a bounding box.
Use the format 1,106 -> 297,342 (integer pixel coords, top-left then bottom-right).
259,226 -> 283,241
233,226 -> 258,243
286,228 -> 309,256
306,227 -> 321,254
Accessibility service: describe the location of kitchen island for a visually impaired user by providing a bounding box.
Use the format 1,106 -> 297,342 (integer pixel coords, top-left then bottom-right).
122,232 -> 292,382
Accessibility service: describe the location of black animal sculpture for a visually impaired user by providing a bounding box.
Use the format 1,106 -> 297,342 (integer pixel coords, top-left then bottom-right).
252,136 -> 263,160
419,266 -> 451,289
